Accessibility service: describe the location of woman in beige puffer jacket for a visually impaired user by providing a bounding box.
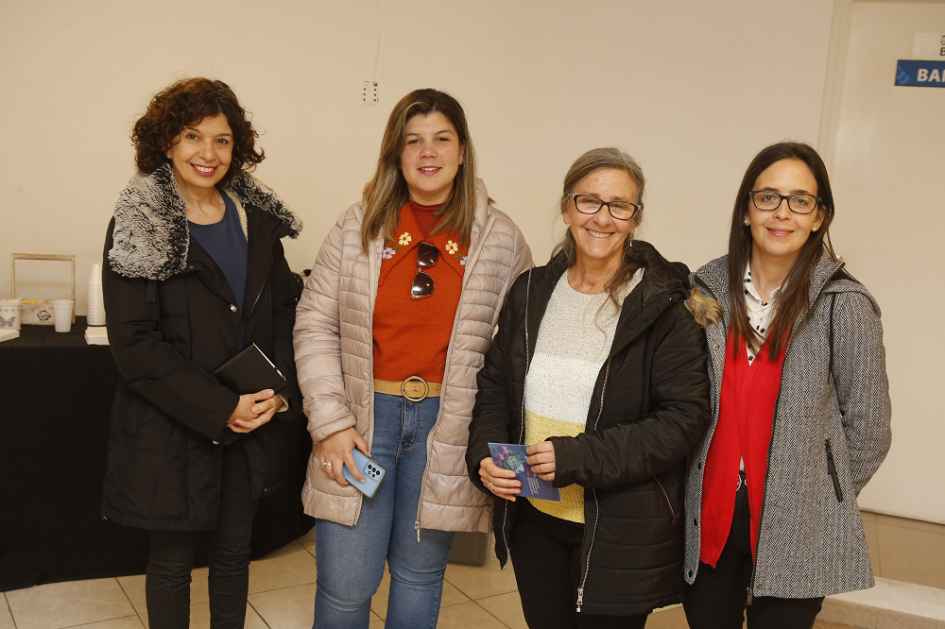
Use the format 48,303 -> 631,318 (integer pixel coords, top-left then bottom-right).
294,89 -> 531,629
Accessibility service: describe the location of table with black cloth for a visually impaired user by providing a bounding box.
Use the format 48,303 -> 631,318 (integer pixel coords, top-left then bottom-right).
0,318 -> 314,592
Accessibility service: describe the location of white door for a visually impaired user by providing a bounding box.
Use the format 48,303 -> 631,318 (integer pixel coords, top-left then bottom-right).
827,1 -> 945,524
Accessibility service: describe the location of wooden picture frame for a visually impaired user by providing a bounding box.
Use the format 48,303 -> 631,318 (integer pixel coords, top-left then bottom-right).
11,253 -> 76,325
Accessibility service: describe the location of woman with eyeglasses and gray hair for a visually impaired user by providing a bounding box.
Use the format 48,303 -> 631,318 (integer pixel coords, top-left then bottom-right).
293,88 -> 531,628
682,142 -> 891,628
467,147 -> 711,628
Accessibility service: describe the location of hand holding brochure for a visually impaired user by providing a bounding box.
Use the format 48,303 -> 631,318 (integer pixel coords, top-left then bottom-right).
488,443 -> 561,502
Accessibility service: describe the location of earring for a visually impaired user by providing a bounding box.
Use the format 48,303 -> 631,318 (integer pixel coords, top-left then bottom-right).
812,227 -> 818,232
743,218 -> 750,225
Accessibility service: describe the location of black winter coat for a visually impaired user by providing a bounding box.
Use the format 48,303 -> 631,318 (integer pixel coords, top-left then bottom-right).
101,165 -> 303,532
467,242 -> 711,616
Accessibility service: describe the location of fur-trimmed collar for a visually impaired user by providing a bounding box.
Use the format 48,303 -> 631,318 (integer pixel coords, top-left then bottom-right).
108,163 -> 301,280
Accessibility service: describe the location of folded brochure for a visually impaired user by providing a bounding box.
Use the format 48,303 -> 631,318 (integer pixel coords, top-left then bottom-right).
488,443 -> 561,502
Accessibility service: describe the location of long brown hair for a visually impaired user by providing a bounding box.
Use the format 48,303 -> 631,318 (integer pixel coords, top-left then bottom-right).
552,147 -> 645,309
728,142 -> 838,359
360,89 -> 477,251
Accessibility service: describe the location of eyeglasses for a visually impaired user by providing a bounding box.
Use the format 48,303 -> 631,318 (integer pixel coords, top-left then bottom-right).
749,190 -> 823,215
411,242 -> 439,300
571,194 -> 640,221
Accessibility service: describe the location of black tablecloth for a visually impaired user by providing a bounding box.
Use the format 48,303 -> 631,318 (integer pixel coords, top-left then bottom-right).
0,318 -> 313,591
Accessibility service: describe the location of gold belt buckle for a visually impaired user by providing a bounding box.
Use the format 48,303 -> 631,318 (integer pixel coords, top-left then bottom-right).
401,375 -> 429,402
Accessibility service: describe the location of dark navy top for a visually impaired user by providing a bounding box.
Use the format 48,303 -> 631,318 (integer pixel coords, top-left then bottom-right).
188,192 -> 248,445
188,192 -> 248,347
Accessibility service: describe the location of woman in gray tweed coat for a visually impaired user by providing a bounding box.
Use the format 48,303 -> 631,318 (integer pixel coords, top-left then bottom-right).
683,142 -> 891,629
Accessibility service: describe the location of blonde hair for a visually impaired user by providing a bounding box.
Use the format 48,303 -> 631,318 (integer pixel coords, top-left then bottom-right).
553,147 -> 646,310
360,89 -> 478,251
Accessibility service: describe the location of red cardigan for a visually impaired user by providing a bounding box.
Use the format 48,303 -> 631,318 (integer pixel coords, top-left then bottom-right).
700,331 -> 787,567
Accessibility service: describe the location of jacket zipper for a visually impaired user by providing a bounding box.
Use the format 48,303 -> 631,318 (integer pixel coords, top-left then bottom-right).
500,269 -> 532,562
415,215 -> 496,541
577,360 -> 611,612
362,230 -> 382,528
241,275 -> 270,348
825,438 -> 844,503
654,477 -> 676,519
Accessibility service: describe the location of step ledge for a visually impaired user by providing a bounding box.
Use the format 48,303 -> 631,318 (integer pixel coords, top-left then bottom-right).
819,577 -> 945,629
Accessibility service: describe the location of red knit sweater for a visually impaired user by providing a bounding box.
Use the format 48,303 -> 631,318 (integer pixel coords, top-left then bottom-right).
700,331 -> 787,567
372,203 -> 468,383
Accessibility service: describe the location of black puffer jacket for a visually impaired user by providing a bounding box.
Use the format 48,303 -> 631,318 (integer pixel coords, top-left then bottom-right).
101,164 -> 303,532
467,242 -> 711,616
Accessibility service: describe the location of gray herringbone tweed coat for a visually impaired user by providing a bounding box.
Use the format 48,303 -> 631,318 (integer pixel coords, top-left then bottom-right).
685,254 -> 891,598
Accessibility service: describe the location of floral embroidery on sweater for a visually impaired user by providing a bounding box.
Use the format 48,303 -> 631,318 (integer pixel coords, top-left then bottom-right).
382,231 -> 413,259
446,239 -> 469,264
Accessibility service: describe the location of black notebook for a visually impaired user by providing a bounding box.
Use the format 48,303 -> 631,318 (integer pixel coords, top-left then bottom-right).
211,343 -> 287,395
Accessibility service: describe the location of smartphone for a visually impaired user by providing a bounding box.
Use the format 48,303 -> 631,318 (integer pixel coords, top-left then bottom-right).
342,449 -> 387,498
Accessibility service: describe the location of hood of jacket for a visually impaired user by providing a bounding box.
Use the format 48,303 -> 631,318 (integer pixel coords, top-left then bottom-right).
530,240 -> 692,359
692,252 -> 882,324
108,162 -> 302,281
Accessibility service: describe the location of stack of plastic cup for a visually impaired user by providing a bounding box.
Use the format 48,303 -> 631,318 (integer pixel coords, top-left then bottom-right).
87,263 -> 106,326
52,299 -> 74,333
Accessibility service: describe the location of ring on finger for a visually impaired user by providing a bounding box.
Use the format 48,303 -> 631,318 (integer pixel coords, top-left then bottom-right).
486,482 -> 494,491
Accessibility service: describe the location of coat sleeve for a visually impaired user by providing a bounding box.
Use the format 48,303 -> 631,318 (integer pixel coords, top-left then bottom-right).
550,301 -> 711,488
102,221 -> 240,441
831,291 -> 891,495
466,273 -> 528,493
269,236 -> 302,421
293,211 -> 358,443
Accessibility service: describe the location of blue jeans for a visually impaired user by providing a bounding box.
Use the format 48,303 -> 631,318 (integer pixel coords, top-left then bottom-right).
312,393 -> 455,629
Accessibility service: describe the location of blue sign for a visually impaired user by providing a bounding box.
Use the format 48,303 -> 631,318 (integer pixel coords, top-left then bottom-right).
896,60 -> 945,88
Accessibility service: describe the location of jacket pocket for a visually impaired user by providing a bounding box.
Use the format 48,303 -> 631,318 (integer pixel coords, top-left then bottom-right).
654,477 -> 677,519
825,438 -> 844,503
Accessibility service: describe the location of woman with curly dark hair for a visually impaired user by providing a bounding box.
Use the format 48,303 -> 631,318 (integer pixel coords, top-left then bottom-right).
101,77 -> 303,629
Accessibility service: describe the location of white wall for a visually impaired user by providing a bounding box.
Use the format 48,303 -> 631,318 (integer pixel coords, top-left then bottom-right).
0,0 -> 835,309
825,0 -> 945,524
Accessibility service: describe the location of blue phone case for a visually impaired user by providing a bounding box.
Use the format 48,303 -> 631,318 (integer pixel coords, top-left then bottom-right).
342,449 -> 386,498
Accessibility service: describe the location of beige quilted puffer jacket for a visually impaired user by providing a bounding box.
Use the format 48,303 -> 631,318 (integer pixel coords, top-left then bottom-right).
294,180 -> 532,533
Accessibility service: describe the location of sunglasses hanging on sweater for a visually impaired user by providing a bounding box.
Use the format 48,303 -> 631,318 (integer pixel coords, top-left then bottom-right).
411,242 -> 439,300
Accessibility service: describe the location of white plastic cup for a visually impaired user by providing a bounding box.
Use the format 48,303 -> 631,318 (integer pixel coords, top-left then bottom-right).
87,281 -> 106,326
52,299 -> 74,333
88,263 -> 102,285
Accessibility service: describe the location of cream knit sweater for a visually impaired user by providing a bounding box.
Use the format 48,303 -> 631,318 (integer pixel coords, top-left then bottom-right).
524,269 -> 643,522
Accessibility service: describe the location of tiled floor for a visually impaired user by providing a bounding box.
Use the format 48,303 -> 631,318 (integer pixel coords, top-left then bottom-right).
2,510 -> 943,629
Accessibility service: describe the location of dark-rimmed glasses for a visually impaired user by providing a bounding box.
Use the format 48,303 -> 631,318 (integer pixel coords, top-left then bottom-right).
571,194 -> 641,221
749,190 -> 823,215
411,242 -> 439,300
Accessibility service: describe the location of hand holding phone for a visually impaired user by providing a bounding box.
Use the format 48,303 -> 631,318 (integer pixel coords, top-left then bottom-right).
320,428 -> 370,484
343,449 -> 387,498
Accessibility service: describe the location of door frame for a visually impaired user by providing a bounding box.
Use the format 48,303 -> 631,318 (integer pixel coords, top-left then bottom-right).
818,0 -> 945,170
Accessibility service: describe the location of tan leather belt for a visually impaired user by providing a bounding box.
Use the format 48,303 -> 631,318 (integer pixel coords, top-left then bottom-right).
373,376 -> 441,402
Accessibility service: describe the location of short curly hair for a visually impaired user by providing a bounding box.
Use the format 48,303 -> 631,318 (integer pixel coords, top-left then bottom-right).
132,78 -> 264,186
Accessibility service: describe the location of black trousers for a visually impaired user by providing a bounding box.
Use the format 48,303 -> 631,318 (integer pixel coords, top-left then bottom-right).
146,441 -> 259,629
683,477 -> 824,629
509,498 -> 648,629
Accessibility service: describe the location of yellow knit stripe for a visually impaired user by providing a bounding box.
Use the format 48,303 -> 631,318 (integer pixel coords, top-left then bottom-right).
524,410 -> 585,524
